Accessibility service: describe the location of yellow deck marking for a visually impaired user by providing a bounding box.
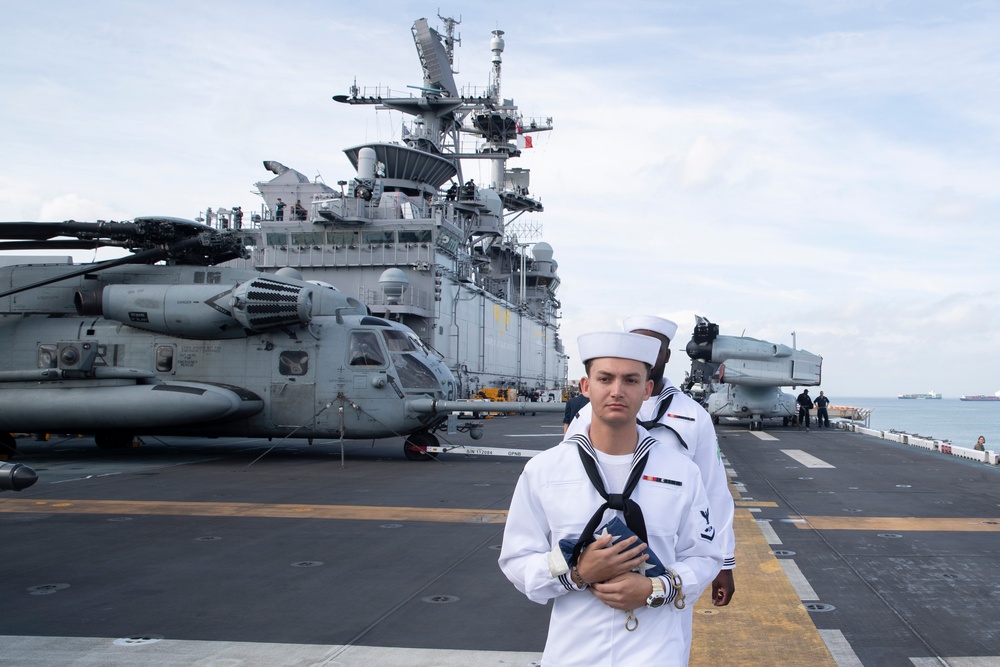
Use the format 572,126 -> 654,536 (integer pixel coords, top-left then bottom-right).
0,498 -> 508,524
689,509 -> 836,666
794,516 -> 1000,531
736,500 -> 778,507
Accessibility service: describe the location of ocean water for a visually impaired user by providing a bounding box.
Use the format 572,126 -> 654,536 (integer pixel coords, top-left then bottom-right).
836,396 -> 1000,449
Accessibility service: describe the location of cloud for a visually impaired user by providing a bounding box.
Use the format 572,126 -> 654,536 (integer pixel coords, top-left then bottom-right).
2,2 -> 1000,397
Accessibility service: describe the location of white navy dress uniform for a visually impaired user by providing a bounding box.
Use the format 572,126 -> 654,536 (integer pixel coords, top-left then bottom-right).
499,332 -> 723,667
565,317 -> 737,661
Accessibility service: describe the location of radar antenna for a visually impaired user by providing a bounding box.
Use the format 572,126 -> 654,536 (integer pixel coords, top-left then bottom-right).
437,13 -> 461,69
489,29 -> 504,100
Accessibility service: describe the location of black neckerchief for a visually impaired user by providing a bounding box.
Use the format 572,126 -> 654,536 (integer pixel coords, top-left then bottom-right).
566,433 -> 655,566
637,387 -> 689,450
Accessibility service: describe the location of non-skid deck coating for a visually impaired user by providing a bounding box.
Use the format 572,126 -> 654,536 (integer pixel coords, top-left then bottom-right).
2,414 -> 999,666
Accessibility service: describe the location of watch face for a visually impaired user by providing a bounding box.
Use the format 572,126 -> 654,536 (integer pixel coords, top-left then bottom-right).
649,596 -> 666,608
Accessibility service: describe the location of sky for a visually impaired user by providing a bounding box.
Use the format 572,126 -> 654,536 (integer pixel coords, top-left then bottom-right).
2,0 -> 999,399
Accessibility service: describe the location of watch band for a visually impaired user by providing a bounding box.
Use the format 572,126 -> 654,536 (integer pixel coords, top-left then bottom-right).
646,576 -> 667,608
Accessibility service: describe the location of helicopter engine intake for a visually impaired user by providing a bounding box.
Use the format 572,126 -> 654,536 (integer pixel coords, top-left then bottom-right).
74,277 -> 314,338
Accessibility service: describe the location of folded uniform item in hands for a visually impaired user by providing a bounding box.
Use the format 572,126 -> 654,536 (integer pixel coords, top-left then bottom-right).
558,516 -> 666,578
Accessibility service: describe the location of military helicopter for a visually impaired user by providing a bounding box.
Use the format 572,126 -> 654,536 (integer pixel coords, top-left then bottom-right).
684,316 -> 822,430
0,218 -> 561,460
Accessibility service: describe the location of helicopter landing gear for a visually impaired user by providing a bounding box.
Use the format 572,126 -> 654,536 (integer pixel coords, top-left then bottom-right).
1,432 -> 16,458
403,431 -> 438,461
782,417 -> 790,427
95,431 -> 133,450
749,420 -> 764,431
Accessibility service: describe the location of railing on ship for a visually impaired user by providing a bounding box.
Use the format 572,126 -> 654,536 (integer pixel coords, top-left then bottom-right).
358,285 -> 434,312
252,243 -> 436,270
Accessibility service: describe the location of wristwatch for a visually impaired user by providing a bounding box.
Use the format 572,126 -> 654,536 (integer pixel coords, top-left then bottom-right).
646,576 -> 667,608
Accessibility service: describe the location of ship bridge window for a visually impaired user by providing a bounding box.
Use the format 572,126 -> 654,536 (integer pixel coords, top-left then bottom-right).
279,350 -> 309,376
291,232 -> 325,245
398,230 -> 432,243
327,231 -> 357,245
362,230 -> 395,244
348,331 -> 386,366
266,232 -> 289,246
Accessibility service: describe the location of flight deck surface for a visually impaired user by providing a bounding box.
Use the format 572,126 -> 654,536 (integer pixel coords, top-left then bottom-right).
1,415 -> 998,666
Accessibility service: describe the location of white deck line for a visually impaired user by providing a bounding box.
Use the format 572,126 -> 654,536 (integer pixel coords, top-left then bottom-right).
781,449 -> 835,468
818,629 -> 864,667
779,559 -> 819,601
755,519 -> 782,545
0,636 -> 544,667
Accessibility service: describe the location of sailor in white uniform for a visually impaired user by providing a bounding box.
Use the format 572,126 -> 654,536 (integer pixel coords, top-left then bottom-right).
565,317 -> 737,662
499,332 -> 723,667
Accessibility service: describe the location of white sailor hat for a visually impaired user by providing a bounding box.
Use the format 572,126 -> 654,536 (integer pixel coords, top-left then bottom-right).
578,331 -> 660,366
622,315 -> 678,342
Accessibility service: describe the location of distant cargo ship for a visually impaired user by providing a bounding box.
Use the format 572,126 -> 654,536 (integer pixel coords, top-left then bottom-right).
959,392 -> 1000,402
898,392 -> 942,399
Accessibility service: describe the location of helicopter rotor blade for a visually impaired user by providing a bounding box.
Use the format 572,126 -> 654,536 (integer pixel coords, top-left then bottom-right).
0,237 -> 202,299
0,240 -> 103,252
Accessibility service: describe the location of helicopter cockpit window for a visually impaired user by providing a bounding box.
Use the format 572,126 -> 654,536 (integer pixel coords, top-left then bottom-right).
380,330 -> 439,388
155,346 -> 174,372
37,345 -> 57,369
348,331 -> 386,366
382,329 -> 417,353
390,352 -> 439,389
279,350 -> 309,376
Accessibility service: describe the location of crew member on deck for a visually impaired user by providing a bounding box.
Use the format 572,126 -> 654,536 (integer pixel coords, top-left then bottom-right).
797,389 -> 814,430
462,179 -> 475,200
814,391 -> 830,428
499,331 -> 721,667
564,315 -> 737,663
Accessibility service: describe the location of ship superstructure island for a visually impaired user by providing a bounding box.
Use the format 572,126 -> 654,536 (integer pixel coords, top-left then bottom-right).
228,16 -> 566,398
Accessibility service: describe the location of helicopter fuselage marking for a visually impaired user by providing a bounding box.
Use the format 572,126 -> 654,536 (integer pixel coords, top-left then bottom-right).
203,288 -> 234,317
386,375 -> 404,398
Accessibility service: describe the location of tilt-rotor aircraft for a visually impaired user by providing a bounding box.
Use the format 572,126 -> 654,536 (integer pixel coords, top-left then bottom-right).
0,218 -> 559,460
684,316 -> 822,430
